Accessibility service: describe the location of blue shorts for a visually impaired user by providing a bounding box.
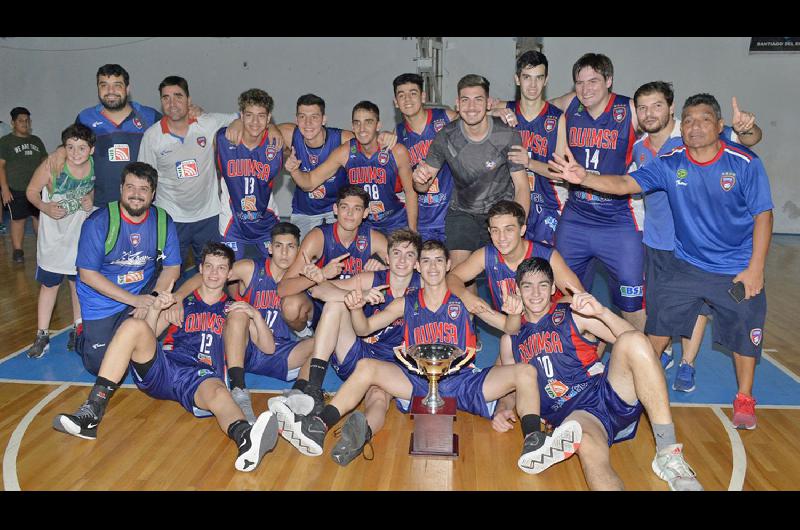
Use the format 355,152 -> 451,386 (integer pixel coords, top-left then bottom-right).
220,238 -> 270,261
396,366 -> 496,419
36,266 -> 76,287
244,339 -> 299,381
76,308 -> 131,376
649,256 -> 767,358
175,215 -> 221,265
526,205 -> 560,246
131,344 -> 219,418
418,226 -> 446,245
547,373 -> 644,447
555,218 -> 644,312
364,207 -> 408,236
331,338 -> 397,380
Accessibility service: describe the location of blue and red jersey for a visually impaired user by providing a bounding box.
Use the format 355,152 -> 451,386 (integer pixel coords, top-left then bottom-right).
484,239 -> 553,311
238,258 -> 294,343
361,269 -> 421,356
291,126 -> 348,215
162,290 -> 228,377
403,289 -> 476,354
317,222 -> 373,280
344,139 -> 404,223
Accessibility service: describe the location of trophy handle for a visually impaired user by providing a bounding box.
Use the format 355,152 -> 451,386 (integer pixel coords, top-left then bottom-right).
446,346 -> 476,375
394,345 -> 423,375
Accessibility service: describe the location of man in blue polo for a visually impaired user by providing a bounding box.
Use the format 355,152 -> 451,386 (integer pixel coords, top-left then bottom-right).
75,161 -> 181,375
75,64 -> 162,208
549,93 -> 773,431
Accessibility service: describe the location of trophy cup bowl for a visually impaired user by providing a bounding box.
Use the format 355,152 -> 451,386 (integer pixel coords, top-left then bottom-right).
407,343 -> 465,413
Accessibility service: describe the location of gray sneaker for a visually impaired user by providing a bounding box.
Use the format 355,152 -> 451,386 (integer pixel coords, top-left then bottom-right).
231,387 -> 257,424
27,330 -> 50,359
651,443 -> 703,491
331,411 -> 373,466
517,420 -> 582,474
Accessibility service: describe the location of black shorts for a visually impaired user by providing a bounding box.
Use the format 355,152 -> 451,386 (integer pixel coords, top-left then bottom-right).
7,189 -> 39,220
647,256 -> 766,358
444,209 -> 491,252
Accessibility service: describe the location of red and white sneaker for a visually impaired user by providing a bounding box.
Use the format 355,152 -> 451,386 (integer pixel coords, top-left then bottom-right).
732,393 -> 757,430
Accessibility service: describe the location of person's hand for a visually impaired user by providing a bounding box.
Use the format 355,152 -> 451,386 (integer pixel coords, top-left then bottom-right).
733,266 -> 765,300
80,193 -> 93,212
492,409 -> 517,433
377,131 -> 398,150
225,300 -> 260,320
285,146 -> 301,173
412,161 -> 435,186
164,298 -> 185,327
363,258 -> 387,272
225,118 -> 243,144
299,250 -> 325,284
267,124 -> 284,150
548,151 -> 587,184
363,284 -> 389,306
188,103 -> 205,120
464,292 -> 493,315
568,281 -> 605,318
507,145 -> 530,168
731,96 -> 756,135
492,108 -> 519,127
150,280 -> 177,312
1,185 -> 13,206
500,282 -> 523,316
344,288 -> 367,310
321,252 -> 350,280
42,202 -> 67,220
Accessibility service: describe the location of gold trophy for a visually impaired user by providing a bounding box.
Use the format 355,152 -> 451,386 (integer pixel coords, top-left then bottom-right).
397,343 -> 474,456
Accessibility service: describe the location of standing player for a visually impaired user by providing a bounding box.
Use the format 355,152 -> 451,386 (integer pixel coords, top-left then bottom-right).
53,243 -> 279,473
547,53 -> 645,331
285,101 -> 417,235
272,240 -> 582,473
216,89 -> 283,260
392,73 -> 456,242
495,257 -> 702,490
549,93 -> 773,430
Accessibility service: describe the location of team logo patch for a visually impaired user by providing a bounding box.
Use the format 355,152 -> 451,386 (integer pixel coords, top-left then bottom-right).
133,117 -> 143,129
433,119 -> 446,133
378,149 -> 390,166
750,328 -> 762,346
266,144 -> 278,161
309,154 -> 319,165
222,241 -> 239,251
241,195 -> 257,212
129,233 -> 141,247
116,270 -> 144,285
356,235 -> 368,252
447,301 -> 461,320
107,144 -> 130,162
613,105 -> 627,123
552,309 -> 565,325
310,186 -> 326,199
545,380 -> 569,399
176,159 -> 199,179
544,117 -> 557,133
485,160 -> 497,169
197,136 -> 207,148
720,172 -> 736,191
677,169 -> 688,179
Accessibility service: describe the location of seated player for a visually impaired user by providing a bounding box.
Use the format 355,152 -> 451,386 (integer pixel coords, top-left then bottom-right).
271,229 -> 423,463
271,240 -> 582,473
495,257 -> 702,490
52,243 -> 279,473
447,200 -> 582,314
277,185 -> 389,333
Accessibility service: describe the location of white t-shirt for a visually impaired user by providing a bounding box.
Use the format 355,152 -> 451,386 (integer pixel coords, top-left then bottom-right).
138,113 -> 236,223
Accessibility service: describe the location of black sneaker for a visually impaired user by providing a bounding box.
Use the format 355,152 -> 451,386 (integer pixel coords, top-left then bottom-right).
12,249 -> 24,263
517,420 -> 582,474
53,402 -> 101,440
331,411 -> 373,466
27,330 -> 50,359
235,411 -> 279,472
304,384 -> 326,416
270,400 -> 326,456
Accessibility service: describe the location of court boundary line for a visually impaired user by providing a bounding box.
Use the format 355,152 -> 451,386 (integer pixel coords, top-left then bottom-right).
3,382 -> 70,491
711,406 -> 746,491
0,325 -> 72,366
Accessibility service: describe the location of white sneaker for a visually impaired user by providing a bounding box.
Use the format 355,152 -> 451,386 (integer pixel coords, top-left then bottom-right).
651,443 -> 703,491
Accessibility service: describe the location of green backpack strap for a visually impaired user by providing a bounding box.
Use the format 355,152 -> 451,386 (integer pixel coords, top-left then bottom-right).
155,205 -> 167,262
104,201 -> 121,255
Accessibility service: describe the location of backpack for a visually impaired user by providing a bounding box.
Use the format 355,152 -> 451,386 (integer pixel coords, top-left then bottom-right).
104,201 -> 167,270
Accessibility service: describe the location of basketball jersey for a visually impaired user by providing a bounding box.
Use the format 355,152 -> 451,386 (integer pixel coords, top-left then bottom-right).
239,258 -> 294,343
484,240 -> 553,311
317,222 -> 373,280
344,139 -> 404,222
563,94 -> 639,226
507,101 -> 567,213
291,126 -> 348,215
361,269 -> 422,356
403,289 -> 477,354
216,127 -> 282,241
396,108 -> 453,229
511,303 -> 604,427
162,290 -> 228,377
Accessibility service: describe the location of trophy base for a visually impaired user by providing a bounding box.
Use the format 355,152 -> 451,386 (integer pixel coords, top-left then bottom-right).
409,396 -> 458,457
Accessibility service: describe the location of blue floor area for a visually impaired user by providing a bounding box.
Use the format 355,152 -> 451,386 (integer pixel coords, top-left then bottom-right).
2,269 -> 799,406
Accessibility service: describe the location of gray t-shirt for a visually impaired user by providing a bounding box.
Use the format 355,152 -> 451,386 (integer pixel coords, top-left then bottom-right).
425,116 -> 525,215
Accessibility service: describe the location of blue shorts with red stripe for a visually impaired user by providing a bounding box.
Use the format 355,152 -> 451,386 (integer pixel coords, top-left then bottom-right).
245,339 -> 300,381
395,366 -> 497,419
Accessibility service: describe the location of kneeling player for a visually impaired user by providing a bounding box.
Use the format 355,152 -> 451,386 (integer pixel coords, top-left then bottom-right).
271,240 -> 581,473
496,257 -> 702,490
52,243 -> 278,473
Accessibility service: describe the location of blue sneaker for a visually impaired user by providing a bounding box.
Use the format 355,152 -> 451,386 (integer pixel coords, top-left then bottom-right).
673,362 -> 696,393
660,349 -> 674,371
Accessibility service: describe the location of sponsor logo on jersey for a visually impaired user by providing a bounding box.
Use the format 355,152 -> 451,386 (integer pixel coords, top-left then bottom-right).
111,250 -> 151,266
198,353 -> 213,366
133,117 -> 143,129
356,235 -> 368,252
108,144 -> 130,162
485,160 -> 497,169
129,233 -> 141,247
117,270 -> 144,285
613,105 -> 627,123
176,159 -> 199,179
552,309 -> 565,325
545,379 -> 569,399
544,216 -> 558,232
197,136 -> 207,148
222,241 -> 239,251
265,144 -> 278,161
350,143 -> 357,158
677,169 -> 688,179
378,149 -> 390,166
433,119 -> 446,133
310,186 -> 326,199
750,328 -> 762,346
92,121 -> 104,128
620,285 -> 643,298
447,301 -> 461,320
544,116 -> 557,132
241,195 -> 257,212
720,172 -> 736,191
197,369 -> 213,377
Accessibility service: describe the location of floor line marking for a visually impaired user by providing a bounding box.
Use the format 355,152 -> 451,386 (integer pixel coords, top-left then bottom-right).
0,325 -> 72,365
762,352 -> 800,384
711,406 -> 746,491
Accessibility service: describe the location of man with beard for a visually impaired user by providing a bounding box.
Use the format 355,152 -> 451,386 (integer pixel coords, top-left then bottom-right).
75,162 -> 181,375
75,64 -> 161,208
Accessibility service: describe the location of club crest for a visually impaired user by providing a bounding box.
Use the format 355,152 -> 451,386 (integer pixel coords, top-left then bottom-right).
133,118 -> 143,129
552,309 -> 565,325
197,136 -> 207,148
310,186 -> 326,199
613,105 -> 626,123
129,233 -> 141,247
378,150 -> 390,166
266,144 -> 278,161
356,235 -> 368,252
309,154 -> 319,165
448,301 -> 461,320
720,173 -> 736,191
750,328 -> 762,346
544,117 -> 557,133
433,119 -> 446,133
